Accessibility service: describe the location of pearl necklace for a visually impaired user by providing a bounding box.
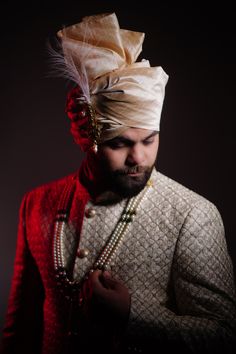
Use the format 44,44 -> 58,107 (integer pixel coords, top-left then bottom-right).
93,179 -> 152,270
53,176 -> 152,296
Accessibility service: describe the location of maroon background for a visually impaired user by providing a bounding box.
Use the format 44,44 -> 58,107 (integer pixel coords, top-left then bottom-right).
1,1 -> 235,333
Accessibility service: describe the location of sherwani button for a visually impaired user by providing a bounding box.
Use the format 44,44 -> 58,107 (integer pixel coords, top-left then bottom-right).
77,248 -> 89,258
85,208 -> 96,218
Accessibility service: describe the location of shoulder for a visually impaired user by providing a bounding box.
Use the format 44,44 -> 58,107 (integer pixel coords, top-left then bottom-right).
152,172 -> 230,258
151,169 -> 221,220
22,171 -> 78,208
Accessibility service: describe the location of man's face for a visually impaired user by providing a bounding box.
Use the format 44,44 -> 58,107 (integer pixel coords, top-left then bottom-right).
97,128 -> 159,197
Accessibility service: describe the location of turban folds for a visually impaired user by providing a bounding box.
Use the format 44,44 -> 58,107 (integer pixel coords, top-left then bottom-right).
57,13 -> 168,149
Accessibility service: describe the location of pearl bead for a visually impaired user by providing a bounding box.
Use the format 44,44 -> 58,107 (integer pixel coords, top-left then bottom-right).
77,248 -> 89,258
85,207 -> 96,218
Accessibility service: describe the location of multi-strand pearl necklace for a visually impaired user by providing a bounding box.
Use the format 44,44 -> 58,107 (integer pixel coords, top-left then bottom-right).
93,179 -> 152,270
53,177 -> 152,296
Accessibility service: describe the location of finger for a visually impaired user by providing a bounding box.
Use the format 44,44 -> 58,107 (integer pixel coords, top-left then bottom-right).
81,270 -> 101,300
88,269 -> 102,284
98,271 -> 113,289
100,271 -> 125,291
88,269 -> 109,293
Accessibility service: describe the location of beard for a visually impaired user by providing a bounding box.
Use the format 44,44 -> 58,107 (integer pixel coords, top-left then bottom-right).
105,164 -> 154,198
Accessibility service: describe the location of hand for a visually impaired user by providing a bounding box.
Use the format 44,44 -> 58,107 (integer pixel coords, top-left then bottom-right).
80,269 -> 131,328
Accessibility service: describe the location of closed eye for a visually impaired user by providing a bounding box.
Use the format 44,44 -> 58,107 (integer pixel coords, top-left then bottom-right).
143,138 -> 154,146
102,131 -> 158,149
103,138 -> 133,149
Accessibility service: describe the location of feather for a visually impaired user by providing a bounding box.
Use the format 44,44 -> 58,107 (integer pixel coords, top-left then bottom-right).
46,23 -> 94,103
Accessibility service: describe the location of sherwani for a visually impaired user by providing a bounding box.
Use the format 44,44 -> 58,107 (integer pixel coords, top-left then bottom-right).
1,168 -> 236,354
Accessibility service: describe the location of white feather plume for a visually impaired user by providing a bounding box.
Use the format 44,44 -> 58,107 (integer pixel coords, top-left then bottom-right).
46,24 -> 94,103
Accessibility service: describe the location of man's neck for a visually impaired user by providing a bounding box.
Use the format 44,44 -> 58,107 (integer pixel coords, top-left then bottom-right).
79,152 -> 122,204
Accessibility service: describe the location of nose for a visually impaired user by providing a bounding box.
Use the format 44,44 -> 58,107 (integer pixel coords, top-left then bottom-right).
126,144 -> 145,166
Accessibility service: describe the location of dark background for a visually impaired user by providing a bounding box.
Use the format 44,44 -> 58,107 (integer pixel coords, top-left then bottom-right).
1,0 -> 235,334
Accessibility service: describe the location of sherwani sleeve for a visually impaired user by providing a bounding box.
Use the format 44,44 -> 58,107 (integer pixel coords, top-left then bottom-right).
0,193 -> 44,354
171,200 -> 236,352
125,199 -> 236,353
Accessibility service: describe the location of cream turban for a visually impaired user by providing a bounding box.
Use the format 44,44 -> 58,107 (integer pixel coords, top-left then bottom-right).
57,12 -> 169,142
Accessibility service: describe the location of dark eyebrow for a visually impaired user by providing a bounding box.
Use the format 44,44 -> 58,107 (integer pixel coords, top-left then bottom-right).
119,130 -> 158,144
142,131 -> 158,141
108,136 -> 134,145
103,130 -> 158,146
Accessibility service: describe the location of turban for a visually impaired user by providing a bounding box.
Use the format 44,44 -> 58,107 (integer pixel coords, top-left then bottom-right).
56,13 -> 168,151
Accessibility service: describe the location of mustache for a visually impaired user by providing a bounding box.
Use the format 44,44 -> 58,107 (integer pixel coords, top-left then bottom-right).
114,166 -> 151,175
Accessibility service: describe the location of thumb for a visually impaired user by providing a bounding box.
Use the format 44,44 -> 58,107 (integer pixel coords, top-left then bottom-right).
100,271 -> 116,289
101,271 -> 124,290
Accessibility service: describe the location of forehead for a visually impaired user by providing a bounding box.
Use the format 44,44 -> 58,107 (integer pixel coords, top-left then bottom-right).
117,128 -> 157,141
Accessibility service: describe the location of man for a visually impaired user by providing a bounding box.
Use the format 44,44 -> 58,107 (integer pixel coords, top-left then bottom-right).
1,12 -> 236,354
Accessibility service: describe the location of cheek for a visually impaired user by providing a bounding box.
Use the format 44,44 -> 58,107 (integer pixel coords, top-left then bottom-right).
99,148 -> 127,171
109,152 -> 127,170
147,142 -> 159,164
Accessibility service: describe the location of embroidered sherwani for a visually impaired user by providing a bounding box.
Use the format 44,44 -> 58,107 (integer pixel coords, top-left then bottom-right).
1,168 -> 236,354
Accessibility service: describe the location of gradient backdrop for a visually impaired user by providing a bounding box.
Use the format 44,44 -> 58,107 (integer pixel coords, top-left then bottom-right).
1,1 -> 235,334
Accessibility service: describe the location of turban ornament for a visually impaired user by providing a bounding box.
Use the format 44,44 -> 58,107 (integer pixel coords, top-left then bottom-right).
65,86 -> 100,152
50,13 -> 169,152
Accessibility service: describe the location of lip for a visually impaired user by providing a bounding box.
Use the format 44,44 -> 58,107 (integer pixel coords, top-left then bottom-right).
127,172 -> 143,177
